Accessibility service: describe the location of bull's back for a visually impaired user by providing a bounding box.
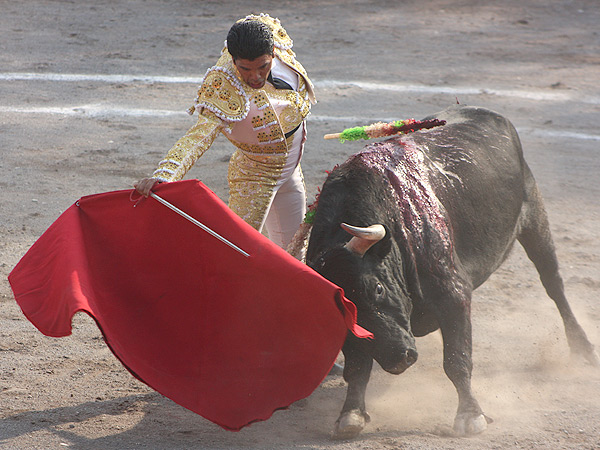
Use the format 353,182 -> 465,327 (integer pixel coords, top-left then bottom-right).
310,106 -> 531,287
410,106 -> 528,285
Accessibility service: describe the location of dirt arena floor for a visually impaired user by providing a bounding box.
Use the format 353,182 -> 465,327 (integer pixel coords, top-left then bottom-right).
1,1 -> 600,448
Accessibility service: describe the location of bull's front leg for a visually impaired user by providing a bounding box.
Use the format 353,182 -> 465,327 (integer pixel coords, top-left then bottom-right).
333,339 -> 373,440
438,298 -> 491,436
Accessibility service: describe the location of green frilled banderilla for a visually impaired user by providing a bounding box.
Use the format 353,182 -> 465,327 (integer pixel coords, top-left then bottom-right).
324,118 -> 446,142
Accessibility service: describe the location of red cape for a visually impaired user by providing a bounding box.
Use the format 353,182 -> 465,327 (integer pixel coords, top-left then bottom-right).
9,180 -> 371,431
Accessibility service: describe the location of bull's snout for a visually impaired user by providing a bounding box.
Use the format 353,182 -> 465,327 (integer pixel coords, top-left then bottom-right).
386,349 -> 418,375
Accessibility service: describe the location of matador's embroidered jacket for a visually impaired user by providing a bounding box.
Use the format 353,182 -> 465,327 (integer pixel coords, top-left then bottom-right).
151,14 -> 316,230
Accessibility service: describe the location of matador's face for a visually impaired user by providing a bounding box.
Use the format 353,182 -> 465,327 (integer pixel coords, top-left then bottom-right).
233,53 -> 274,90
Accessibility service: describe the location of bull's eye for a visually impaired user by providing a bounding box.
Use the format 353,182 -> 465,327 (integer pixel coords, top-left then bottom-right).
376,283 -> 384,296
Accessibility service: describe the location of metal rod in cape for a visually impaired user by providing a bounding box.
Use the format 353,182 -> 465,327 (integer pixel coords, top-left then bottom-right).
150,192 -> 250,258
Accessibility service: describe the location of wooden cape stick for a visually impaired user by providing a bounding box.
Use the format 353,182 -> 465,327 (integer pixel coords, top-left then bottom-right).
150,192 -> 250,257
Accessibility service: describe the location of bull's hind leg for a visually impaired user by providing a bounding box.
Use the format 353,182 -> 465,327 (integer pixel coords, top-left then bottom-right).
518,180 -> 599,366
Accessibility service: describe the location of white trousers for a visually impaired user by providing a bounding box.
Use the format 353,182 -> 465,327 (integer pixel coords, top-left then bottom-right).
262,164 -> 306,250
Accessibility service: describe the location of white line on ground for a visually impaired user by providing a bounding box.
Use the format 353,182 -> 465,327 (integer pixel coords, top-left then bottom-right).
1,73 -> 599,141
2,72 -> 598,104
522,128 -> 600,142
317,80 -> 575,103
0,105 -> 183,117
0,72 -> 202,84
1,106 -> 598,142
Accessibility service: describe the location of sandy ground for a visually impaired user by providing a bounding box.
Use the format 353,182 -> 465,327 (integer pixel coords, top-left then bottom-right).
1,1 -> 600,448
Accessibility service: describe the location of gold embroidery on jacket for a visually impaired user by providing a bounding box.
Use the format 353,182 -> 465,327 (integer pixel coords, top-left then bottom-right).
152,110 -> 223,182
195,69 -> 249,121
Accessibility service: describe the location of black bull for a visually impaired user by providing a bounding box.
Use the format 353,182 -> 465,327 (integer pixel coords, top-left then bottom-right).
305,106 -> 599,439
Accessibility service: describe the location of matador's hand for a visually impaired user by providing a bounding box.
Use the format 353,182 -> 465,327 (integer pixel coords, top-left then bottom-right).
134,177 -> 162,197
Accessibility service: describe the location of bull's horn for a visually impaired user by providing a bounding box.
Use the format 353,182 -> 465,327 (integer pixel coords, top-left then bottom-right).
342,223 -> 386,256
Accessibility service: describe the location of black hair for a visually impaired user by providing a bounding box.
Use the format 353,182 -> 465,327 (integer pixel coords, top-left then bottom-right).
227,19 -> 274,61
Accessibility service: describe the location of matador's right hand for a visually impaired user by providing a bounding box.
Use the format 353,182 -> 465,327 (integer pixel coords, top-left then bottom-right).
134,177 -> 162,197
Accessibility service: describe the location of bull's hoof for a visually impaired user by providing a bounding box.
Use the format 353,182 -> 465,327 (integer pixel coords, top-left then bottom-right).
332,409 -> 370,440
453,412 -> 489,436
583,349 -> 600,367
569,339 -> 600,367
